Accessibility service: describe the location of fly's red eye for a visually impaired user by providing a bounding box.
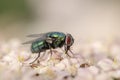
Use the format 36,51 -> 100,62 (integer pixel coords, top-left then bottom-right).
67,36 -> 71,45
65,34 -> 74,46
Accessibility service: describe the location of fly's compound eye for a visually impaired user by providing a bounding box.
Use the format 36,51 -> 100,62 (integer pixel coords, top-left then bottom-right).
65,34 -> 74,46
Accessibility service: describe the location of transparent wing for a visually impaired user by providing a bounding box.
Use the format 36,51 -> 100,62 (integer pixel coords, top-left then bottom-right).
27,31 -> 58,37
23,33 -> 48,44
22,39 -> 35,44
27,33 -> 46,37
22,37 -> 46,44
23,32 -> 55,44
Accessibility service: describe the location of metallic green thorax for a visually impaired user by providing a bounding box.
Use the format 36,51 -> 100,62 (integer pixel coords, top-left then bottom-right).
47,32 -> 66,48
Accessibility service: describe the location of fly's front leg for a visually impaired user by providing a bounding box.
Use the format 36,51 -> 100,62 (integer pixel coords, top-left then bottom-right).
65,50 -> 71,57
69,49 -> 75,57
64,45 -> 72,57
37,51 -> 46,63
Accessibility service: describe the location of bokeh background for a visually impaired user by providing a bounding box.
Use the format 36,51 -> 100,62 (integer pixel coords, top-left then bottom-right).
0,0 -> 120,42
1,1 -> 120,80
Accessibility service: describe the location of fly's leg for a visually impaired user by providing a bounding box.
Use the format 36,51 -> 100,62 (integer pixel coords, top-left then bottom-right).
69,49 -> 74,55
53,50 -> 63,61
69,48 -> 81,58
64,45 -> 72,57
69,48 -> 81,64
52,50 -> 60,57
37,51 -> 46,63
47,43 -> 53,61
40,51 -> 46,60
50,48 -> 53,58
69,49 -> 76,58
30,52 -> 40,64
65,50 -> 71,57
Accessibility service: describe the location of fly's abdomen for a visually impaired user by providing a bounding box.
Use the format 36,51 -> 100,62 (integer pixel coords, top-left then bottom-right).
31,40 -> 47,53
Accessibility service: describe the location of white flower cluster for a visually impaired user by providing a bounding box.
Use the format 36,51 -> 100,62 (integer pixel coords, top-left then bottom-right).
0,39 -> 120,80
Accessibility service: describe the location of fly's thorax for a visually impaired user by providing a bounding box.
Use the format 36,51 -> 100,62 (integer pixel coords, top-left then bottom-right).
47,32 -> 66,44
46,32 -> 66,48
47,32 -> 66,39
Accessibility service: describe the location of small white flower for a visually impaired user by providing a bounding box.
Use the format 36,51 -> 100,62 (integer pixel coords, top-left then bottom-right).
88,66 -> 100,75
97,58 -> 114,71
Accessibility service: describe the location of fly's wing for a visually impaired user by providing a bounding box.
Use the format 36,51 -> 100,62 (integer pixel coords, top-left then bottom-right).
23,33 -> 52,44
22,37 -> 46,45
27,33 -> 46,37
23,33 -> 48,44
22,39 -> 36,44
26,32 -> 54,37
23,32 -> 58,44
23,37 -> 53,45
27,31 -> 61,37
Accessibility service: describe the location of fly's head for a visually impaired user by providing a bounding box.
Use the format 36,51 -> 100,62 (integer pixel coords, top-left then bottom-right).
65,33 -> 74,53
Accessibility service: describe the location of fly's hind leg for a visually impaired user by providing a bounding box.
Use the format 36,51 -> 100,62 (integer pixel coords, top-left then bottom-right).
37,51 -> 46,62
30,52 -> 40,64
47,43 -> 53,61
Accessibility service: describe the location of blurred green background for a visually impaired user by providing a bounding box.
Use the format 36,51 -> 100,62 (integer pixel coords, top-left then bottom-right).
0,0 -> 120,42
0,0 -> 32,40
0,0 -> 31,22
